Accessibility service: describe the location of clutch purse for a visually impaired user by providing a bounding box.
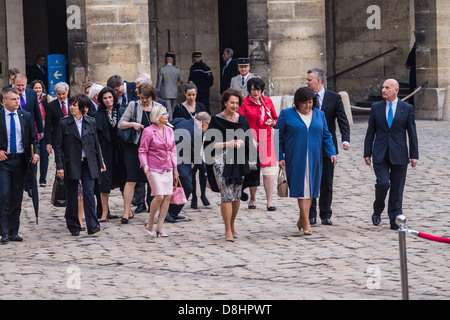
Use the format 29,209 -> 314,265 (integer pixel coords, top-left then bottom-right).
277,167 -> 289,197
170,177 -> 188,205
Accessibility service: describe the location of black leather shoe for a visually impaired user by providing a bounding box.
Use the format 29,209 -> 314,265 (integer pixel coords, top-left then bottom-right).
372,215 -> 381,226
165,215 -> 177,223
88,226 -> 101,235
135,203 -> 147,213
390,223 -> 399,230
71,230 -> 80,236
321,219 -> 333,226
309,217 -> 317,225
267,206 -> 276,211
1,234 -> 9,244
175,215 -> 185,220
26,188 -> 33,198
107,213 -> 119,220
191,196 -> 198,209
9,234 -> 23,242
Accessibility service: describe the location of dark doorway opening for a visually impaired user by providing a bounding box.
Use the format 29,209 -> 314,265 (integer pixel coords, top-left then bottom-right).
218,0 -> 249,61
23,0 -> 69,84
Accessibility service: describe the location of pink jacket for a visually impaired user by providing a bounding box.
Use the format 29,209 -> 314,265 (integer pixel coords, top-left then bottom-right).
138,124 -> 177,172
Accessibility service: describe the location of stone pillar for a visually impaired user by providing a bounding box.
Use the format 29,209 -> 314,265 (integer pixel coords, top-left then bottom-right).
0,0 -> 8,88
84,0 -> 150,88
415,0 -> 450,120
266,0 -> 327,96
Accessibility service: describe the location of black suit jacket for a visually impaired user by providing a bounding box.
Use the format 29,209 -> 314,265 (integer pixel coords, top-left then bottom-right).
29,64 -> 48,89
364,99 -> 419,165
55,115 -> 103,180
221,59 -> 238,94
22,88 -> 44,134
320,89 -> 351,155
45,99 -> 66,147
0,109 -> 40,162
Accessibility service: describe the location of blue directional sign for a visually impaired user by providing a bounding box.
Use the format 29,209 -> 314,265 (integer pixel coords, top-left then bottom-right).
47,54 -> 67,97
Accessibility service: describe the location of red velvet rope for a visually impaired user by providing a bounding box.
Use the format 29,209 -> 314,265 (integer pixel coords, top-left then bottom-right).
418,232 -> 450,244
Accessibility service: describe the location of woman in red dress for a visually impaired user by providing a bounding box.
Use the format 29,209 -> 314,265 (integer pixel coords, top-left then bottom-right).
238,78 -> 278,211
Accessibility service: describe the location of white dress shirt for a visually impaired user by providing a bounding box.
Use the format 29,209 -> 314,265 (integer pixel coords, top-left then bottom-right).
386,98 -> 398,122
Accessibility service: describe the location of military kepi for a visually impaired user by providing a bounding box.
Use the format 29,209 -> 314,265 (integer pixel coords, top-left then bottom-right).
165,52 -> 175,58
192,51 -> 202,57
237,58 -> 250,66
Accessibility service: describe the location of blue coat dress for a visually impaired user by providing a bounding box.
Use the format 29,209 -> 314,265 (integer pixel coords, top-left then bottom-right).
275,107 -> 336,198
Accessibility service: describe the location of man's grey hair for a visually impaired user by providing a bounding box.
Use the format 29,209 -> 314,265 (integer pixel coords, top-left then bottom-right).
88,83 -> 104,100
135,77 -> 152,85
54,82 -> 69,93
307,68 -> 326,84
224,48 -> 234,57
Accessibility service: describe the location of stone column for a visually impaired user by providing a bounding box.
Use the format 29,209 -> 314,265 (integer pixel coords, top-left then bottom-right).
415,0 -> 450,120
266,0 -> 327,96
84,0 -> 150,88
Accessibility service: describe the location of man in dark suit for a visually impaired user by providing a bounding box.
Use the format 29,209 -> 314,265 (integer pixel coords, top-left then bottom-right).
306,68 -> 351,226
45,82 -> 69,155
221,48 -> 238,94
29,55 -> 48,90
166,112 -> 211,222
14,74 -> 44,196
107,75 -> 138,110
364,79 -> 419,230
0,88 -> 40,243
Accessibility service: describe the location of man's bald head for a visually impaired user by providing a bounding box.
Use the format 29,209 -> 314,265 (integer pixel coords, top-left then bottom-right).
382,79 -> 400,102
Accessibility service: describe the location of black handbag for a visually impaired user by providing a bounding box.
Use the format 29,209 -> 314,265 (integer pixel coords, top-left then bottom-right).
51,175 -> 66,207
118,101 -> 138,144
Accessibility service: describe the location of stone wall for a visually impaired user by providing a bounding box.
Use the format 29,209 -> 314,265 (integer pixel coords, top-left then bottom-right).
0,0 -> 7,88
266,0 -> 327,96
327,0 -> 413,103
84,0 -> 150,89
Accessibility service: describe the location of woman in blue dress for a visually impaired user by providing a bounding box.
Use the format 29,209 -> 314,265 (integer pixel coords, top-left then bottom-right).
275,87 -> 337,235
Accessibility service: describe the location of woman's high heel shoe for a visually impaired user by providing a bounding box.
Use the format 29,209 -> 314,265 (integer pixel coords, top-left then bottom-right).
156,228 -> 168,238
303,229 -> 313,235
145,227 -> 156,237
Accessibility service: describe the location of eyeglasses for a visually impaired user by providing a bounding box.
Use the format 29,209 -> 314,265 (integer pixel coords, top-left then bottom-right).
162,112 -> 169,116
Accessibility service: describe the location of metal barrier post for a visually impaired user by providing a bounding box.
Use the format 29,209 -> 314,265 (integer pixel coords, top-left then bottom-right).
396,215 -> 409,300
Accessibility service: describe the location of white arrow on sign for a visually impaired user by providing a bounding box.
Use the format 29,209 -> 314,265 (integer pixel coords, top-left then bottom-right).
54,71 -> 63,80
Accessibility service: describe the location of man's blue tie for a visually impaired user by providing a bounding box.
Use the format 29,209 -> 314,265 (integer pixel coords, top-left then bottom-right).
388,102 -> 394,128
9,113 -> 17,154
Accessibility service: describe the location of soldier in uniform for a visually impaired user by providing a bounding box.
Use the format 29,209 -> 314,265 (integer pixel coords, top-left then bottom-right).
230,58 -> 259,98
188,51 -> 214,114
156,52 -> 184,120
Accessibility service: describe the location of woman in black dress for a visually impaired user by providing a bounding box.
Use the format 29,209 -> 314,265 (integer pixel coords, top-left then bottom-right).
94,87 -> 125,222
172,83 -> 210,208
118,84 -> 163,223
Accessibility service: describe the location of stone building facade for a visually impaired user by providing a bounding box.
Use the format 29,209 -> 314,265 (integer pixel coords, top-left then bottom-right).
0,0 -> 449,120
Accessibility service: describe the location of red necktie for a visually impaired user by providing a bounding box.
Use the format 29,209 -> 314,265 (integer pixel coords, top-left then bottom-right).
61,101 -> 68,116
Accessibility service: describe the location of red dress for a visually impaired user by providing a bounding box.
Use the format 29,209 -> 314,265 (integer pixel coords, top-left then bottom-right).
238,95 -> 278,168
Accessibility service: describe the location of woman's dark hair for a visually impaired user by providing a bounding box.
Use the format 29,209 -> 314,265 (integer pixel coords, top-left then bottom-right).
247,77 -> 265,94
293,87 -> 317,109
221,88 -> 243,107
183,83 -> 198,93
69,94 -> 90,115
138,83 -> 157,101
29,79 -> 47,95
98,87 -> 118,112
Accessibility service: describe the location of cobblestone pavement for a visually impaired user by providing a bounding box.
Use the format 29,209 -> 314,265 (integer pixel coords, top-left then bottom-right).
1,115 -> 449,300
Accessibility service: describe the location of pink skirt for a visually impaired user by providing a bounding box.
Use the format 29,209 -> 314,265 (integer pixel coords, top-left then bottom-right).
146,170 -> 173,196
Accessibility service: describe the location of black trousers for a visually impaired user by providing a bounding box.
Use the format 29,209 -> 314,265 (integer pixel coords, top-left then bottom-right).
310,157 -> 335,220
373,155 -> 408,225
65,161 -> 99,234
167,164 -> 193,218
0,155 -> 27,236
191,163 -> 207,198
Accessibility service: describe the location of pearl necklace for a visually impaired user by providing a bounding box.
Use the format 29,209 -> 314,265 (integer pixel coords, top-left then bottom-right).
222,111 -> 236,121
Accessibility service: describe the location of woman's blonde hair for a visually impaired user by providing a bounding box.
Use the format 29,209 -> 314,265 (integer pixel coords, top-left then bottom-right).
150,104 -> 167,123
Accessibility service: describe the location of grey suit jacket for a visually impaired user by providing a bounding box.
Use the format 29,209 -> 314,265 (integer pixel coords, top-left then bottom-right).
156,64 -> 183,99
230,73 -> 259,98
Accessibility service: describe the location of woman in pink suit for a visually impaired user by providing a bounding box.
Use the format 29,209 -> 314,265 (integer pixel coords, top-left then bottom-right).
238,77 -> 278,211
139,105 -> 179,237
